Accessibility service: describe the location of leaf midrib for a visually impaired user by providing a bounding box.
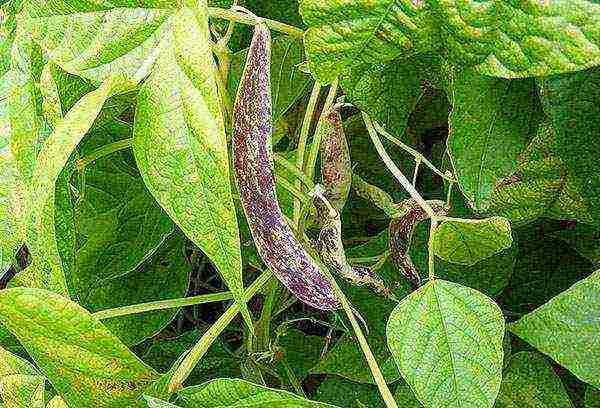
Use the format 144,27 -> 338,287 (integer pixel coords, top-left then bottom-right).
430,281 -> 460,406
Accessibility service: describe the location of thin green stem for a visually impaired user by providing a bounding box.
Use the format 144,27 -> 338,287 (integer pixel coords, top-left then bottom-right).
216,0 -> 238,48
305,79 -> 339,184
428,218 -> 437,281
75,138 -> 132,170
328,276 -> 398,408
323,78 -> 339,112
93,292 -> 233,320
293,83 -> 321,227
366,113 -> 440,281
208,7 -> 304,38
372,121 -> 455,183
213,54 -> 233,127
283,360 -> 305,397
169,270 -> 273,392
371,253 -> 390,273
363,113 -> 437,220
274,154 -> 314,189
253,279 -> 279,352
437,215 -> 483,224
446,181 -> 454,207
347,254 -> 387,264
277,178 -> 312,206
275,317 -> 343,335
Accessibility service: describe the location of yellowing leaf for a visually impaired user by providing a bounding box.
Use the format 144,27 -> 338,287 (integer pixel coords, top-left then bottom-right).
0,374 -> 45,408
0,287 -> 161,408
132,4 -> 251,330
432,217 -> 512,266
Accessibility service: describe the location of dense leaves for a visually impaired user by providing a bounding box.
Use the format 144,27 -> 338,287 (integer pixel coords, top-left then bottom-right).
511,271 -> 600,387
447,70 -> 542,210
1,1 -> 599,407
301,0 -> 600,83
538,67 -> 600,224
495,352 -> 573,408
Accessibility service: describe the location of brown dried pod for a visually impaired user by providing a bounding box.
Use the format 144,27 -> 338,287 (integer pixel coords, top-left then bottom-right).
388,199 -> 448,289
313,186 -> 387,294
319,105 -> 351,211
232,23 -> 339,310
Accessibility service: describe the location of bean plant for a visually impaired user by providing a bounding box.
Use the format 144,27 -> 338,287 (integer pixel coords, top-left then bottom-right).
0,0 -> 599,407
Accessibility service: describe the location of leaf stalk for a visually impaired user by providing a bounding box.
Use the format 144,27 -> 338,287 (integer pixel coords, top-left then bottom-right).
92,292 -> 233,320
208,7 -> 304,39
168,270 -> 272,392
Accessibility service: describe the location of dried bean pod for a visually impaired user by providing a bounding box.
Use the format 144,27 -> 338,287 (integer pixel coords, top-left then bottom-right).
232,24 -> 339,311
313,187 -> 387,294
319,106 -> 351,211
388,199 -> 448,289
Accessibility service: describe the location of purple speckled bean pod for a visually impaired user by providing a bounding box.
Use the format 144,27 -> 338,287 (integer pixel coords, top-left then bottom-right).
388,199 -> 447,289
232,23 -> 340,311
319,106 -> 351,212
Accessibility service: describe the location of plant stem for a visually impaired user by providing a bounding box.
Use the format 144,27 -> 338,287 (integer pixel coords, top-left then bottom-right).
208,7 -> 304,39
277,177 -> 312,206
412,158 -> 420,186
323,78 -> 339,112
75,138 -> 132,170
329,277 -> 398,408
437,215 -> 483,224
283,361 -> 305,396
372,121 -> 455,183
427,218 -> 438,281
254,279 -> 279,352
213,52 -> 233,127
305,79 -> 339,184
92,292 -> 233,320
347,254 -> 387,264
216,0 -> 238,48
169,270 -> 273,392
446,181 -> 454,207
363,113 -> 437,219
364,113 -> 441,281
293,83 -> 321,227
274,154 -> 314,189
371,253 -> 390,273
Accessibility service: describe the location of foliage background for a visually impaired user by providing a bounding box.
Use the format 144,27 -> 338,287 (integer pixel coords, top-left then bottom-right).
0,0 -> 599,407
